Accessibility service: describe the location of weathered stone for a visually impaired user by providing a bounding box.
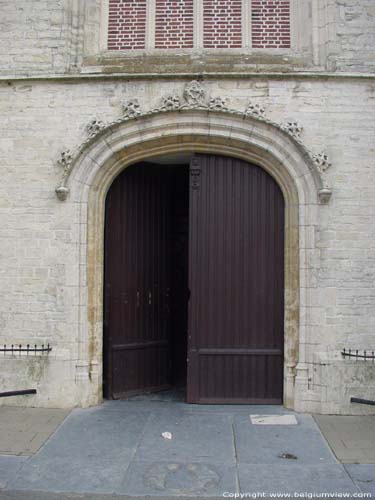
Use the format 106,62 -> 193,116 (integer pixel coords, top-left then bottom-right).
0,1 -> 374,416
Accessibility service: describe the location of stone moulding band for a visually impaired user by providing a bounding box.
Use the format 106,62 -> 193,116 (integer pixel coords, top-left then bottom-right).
55,80 -> 332,204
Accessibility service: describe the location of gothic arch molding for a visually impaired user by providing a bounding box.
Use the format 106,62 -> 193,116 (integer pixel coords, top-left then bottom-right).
64,109 -> 323,409
56,106 -> 332,204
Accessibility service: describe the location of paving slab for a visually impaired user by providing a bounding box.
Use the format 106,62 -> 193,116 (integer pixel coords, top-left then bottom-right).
0,456 -> 28,489
345,464 -> 375,495
117,461 -> 238,497
134,411 -> 235,465
314,415 -> 375,464
1,402 -> 363,498
235,413 -> 336,465
9,456 -> 132,495
8,407 -> 150,494
250,414 -> 298,425
0,407 -> 70,456
237,464 -> 359,496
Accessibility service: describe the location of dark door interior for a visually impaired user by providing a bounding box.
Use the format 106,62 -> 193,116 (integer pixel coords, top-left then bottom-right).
104,155 -> 284,403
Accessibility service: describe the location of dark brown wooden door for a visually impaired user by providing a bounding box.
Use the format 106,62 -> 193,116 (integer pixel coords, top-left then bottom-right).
104,163 -> 172,399
187,154 -> 285,404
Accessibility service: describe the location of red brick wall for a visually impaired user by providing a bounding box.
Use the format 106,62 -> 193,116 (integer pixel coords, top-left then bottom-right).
155,0 -> 194,49
107,0 -> 147,50
251,0 -> 291,49
203,0 -> 242,49
106,0 -> 292,51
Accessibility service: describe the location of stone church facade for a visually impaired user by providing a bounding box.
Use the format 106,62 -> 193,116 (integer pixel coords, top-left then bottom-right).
1,0 -> 375,414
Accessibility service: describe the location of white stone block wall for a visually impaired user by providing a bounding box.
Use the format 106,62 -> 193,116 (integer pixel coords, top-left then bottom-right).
0,0 -> 375,76
0,78 -> 374,413
0,0 -> 69,76
0,0 -> 374,412
333,0 -> 375,72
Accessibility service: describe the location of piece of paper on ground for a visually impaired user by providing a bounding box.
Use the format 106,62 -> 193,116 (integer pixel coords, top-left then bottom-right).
250,414 -> 298,425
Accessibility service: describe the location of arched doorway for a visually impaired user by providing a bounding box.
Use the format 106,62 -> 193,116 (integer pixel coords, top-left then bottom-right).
103,153 -> 285,404
58,107 -> 329,410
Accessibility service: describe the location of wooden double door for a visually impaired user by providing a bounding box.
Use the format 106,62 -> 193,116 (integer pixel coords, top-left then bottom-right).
104,154 -> 285,404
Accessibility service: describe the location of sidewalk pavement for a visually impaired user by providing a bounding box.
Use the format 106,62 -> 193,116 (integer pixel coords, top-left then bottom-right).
0,400 -> 374,499
314,415 -> 375,464
0,406 -> 69,456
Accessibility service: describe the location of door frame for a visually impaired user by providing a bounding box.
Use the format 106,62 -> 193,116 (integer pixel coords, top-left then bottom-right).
65,110 -> 322,410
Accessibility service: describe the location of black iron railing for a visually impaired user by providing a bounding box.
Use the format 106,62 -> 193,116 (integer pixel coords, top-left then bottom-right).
342,349 -> 375,406
351,397 -> 375,406
0,344 -> 52,355
0,389 -> 37,398
341,348 -> 375,361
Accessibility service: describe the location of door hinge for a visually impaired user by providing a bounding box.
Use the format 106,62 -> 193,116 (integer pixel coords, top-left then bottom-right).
190,157 -> 201,190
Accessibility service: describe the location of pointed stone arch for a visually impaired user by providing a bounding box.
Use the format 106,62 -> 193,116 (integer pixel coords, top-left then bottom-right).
64,109 -> 326,409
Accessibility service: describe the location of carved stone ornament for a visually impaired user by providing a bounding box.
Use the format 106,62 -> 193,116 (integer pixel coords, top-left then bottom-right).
57,150 -> 74,179
183,80 -> 205,106
312,153 -> 332,174
86,118 -> 105,137
161,94 -> 181,110
55,81 -> 332,204
122,98 -> 141,118
281,121 -> 303,139
55,186 -> 70,201
318,188 -> 333,204
209,97 -> 228,111
244,102 -> 266,118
